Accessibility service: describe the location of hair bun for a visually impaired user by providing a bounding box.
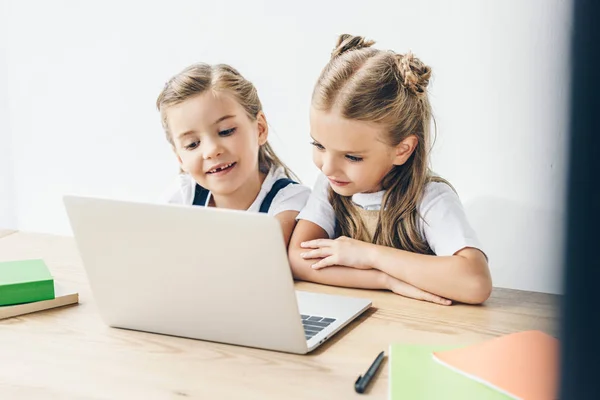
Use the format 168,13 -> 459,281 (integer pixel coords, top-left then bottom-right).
396,51 -> 431,96
331,34 -> 375,59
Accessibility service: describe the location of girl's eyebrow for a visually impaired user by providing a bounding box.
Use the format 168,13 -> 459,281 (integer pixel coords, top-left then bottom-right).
177,115 -> 237,139
212,115 -> 235,125
342,148 -> 367,154
310,136 -> 367,154
177,130 -> 197,139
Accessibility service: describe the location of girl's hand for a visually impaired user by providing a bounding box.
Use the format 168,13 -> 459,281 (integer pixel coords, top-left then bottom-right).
300,236 -> 374,270
386,275 -> 452,306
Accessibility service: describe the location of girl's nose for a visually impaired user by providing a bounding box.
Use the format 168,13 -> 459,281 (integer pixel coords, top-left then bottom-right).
202,138 -> 224,160
320,155 -> 338,176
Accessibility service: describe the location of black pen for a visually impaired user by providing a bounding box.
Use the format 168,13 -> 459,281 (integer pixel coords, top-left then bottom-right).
355,351 -> 385,394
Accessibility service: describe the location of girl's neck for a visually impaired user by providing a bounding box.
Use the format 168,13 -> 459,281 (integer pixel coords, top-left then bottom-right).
210,170 -> 267,211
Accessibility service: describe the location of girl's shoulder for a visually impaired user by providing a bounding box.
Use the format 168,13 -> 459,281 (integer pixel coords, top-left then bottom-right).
261,167 -> 311,215
418,180 -> 483,257
423,180 -> 456,196
266,166 -> 311,191
160,173 -> 196,205
419,180 -> 460,214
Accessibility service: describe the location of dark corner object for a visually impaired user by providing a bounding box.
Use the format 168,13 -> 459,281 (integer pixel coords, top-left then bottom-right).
560,0 -> 600,399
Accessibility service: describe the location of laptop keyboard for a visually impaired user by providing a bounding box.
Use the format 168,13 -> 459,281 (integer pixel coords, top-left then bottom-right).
301,314 -> 337,340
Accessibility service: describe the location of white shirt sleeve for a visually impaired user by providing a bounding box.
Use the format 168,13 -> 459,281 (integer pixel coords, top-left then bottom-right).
159,174 -> 195,205
419,182 -> 484,257
267,183 -> 312,216
296,173 -> 336,238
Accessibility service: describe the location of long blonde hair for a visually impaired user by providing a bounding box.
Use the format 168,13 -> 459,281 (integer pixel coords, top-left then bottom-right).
313,34 -> 450,254
156,63 -> 297,180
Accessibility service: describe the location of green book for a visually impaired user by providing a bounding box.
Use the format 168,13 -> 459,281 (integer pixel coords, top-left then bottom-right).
0,259 -> 55,306
389,344 -> 511,400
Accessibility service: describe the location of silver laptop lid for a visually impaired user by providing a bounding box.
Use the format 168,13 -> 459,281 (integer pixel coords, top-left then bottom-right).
64,195 -> 309,354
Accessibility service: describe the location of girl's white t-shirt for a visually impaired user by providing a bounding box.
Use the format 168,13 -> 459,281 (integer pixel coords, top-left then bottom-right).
297,173 -> 484,256
162,166 -> 311,216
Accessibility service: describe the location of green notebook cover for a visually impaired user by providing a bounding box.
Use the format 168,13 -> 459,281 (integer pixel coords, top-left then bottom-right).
0,259 -> 55,306
389,344 -> 511,400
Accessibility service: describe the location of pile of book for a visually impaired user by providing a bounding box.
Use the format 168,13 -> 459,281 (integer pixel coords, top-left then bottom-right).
389,330 -> 559,399
0,259 -> 78,320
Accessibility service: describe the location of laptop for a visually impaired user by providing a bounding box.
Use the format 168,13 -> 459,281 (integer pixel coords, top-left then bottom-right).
63,195 -> 372,354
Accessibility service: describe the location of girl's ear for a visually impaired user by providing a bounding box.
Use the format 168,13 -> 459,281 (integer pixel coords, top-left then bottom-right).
256,111 -> 269,146
392,135 -> 418,166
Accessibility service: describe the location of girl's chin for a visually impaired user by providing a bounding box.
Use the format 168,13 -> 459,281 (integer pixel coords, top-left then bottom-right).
330,185 -> 356,196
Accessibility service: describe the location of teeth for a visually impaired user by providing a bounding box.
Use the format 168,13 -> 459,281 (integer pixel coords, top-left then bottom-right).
209,163 -> 233,173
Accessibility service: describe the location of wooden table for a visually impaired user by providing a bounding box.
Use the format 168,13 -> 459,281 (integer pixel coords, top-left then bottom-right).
0,229 -> 16,239
0,232 -> 559,399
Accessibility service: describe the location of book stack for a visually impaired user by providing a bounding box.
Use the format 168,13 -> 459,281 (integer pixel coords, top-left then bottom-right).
389,331 -> 559,400
0,259 -> 79,320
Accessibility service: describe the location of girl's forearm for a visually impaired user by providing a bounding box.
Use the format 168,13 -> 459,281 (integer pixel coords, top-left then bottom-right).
289,247 -> 389,290
367,245 -> 492,304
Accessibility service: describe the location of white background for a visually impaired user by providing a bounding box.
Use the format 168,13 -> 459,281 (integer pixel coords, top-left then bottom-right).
0,0 -> 572,293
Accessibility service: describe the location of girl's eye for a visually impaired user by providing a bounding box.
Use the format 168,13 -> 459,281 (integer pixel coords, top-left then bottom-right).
311,141 -> 325,150
345,155 -> 363,162
219,128 -> 236,137
185,141 -> 200,150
